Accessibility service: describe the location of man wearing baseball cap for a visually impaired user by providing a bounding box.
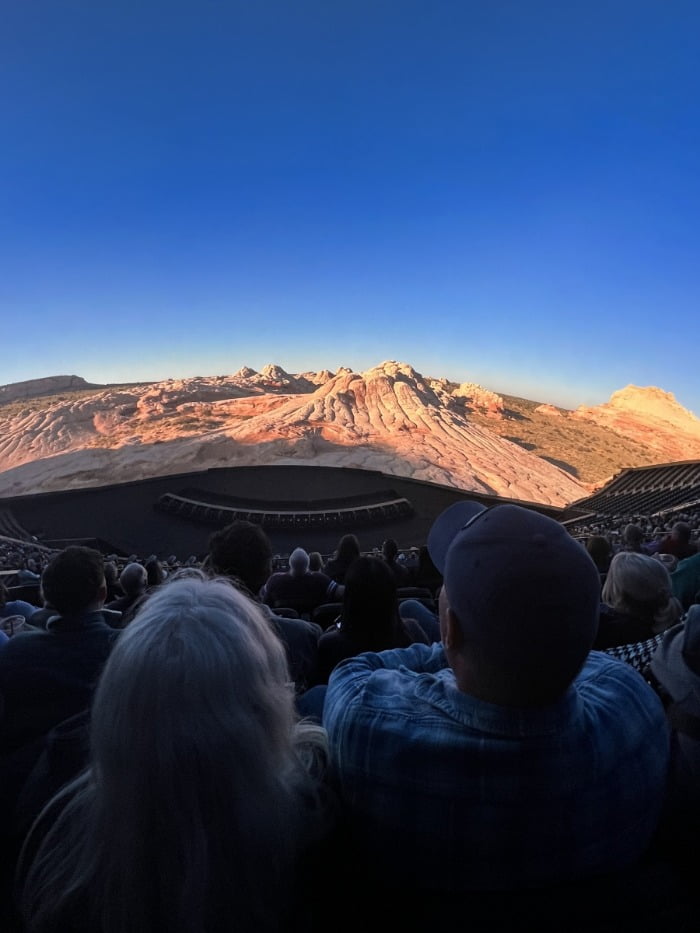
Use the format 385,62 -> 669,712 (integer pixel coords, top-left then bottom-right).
323,501 -> 670,894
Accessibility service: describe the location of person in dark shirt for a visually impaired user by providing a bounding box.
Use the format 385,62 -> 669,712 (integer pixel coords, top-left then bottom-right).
262,548 -> 342,617
657,522 -> 697,561
106,562 -> 149,626
208,522 -> 322,693
323,534 -> 361,584
312,556 -> 428,686
380,538 -> 409,585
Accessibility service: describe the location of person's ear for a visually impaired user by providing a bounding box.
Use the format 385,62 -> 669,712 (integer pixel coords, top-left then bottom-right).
443,607 -> 463,653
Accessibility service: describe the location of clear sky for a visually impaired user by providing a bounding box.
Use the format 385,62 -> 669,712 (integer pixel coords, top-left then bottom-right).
2,1 -> 699,413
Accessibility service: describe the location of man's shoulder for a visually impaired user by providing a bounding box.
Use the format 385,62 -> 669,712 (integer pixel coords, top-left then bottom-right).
263,572 -> 287,591
267,571 -> 288,585
0,626 -> 56,671
675,551 -> 700,572
309,571 -> 331,583
575,651 -> 665,719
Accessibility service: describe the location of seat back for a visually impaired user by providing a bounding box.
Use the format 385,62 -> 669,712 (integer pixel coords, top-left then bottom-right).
311,603 -> 343,630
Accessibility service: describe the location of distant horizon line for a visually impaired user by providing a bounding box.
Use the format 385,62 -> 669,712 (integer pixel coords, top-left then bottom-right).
0,361 -> 690,419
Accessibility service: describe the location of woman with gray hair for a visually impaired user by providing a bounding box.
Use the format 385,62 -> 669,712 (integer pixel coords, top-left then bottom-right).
595,551 -> 683,649
18,573 -> 333,933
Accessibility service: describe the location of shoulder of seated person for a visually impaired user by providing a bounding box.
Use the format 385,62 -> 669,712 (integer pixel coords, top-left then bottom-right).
277,613 -> 322,638
101,608 -> 123,627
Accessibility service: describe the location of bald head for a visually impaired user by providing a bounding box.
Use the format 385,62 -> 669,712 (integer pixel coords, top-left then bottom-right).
120,562 -> 148,597
289,548 -> 310,576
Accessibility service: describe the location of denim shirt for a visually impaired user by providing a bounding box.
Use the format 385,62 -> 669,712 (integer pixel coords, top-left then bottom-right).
323,643 -> 669,891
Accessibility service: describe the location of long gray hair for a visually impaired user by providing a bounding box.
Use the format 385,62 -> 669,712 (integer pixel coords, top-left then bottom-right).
21,572 -> 328,933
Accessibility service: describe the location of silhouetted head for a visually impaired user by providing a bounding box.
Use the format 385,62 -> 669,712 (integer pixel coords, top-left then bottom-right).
308,551 -> 323,572
119,562 -> 149,597
428,502 -> 600,706
671,522 -> 692,543
208,521 -> 273,596
622,524 -> 645,552
382,538 -> 399,561
586,535 -> 612,573
41,546 -> 106,616
342,556 -> 400,650
103,561 -> 119,589
144,557 -> 164,588
336,534 -> 360,564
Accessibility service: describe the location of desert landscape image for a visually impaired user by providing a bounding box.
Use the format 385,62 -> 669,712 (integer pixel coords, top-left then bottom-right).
2,363 -> 700,512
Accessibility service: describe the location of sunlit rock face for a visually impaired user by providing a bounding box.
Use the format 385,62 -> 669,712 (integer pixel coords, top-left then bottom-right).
573,385 -> 700,461
1,364 -> 695,507
451,382 -> 504,415
534,404 -> 563,417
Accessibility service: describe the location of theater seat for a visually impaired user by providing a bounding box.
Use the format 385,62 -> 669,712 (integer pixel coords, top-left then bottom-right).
311,603 -> 343,630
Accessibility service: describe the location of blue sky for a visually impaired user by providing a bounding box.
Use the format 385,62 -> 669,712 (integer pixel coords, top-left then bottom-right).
2,1 -> 699,412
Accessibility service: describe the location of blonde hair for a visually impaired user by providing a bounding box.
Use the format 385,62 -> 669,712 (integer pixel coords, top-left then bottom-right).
602,551 -> 683,633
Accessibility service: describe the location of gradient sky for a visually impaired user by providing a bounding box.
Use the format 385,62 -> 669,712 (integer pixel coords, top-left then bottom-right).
2,1 -> 699,413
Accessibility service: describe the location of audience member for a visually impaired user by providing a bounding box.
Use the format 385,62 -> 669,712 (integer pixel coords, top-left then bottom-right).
102,560 -> 121,602
415,543 -> 443,593
0,546 -> 121,922
671,550 -> 700,610
106,561 -> 149,626
585,535 -> 612,584
207,522 -> 322,693
308,551 -> 324,572
380,538 -> 409,585
262,548 -> 342,617
17,574 -> 334,933
657,522 -> 697,561
621,523 -> 646,553
649,604 -> 700,846
323,502 -> 669,895
311,556 -> 429,687
0,546 -> 120,759
144,555 -> 165,588
27,563 -> 123,633
596,552 -> 683,649
323,534 -> 360,584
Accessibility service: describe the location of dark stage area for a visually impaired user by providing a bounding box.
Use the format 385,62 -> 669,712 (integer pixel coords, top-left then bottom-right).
3,466 -> 562,558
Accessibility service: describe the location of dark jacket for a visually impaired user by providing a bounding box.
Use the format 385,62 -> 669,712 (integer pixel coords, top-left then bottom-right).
0,611 -> 119,756
260,605 -> 322,694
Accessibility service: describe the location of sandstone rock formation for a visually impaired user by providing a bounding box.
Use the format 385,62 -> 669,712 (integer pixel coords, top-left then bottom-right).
0,375 -> 95,403
0,361 -> 587,506
573,385 -> 700,461
452,383 -> 504,415
534,404 -> 564,417
2,365 -> 698,508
